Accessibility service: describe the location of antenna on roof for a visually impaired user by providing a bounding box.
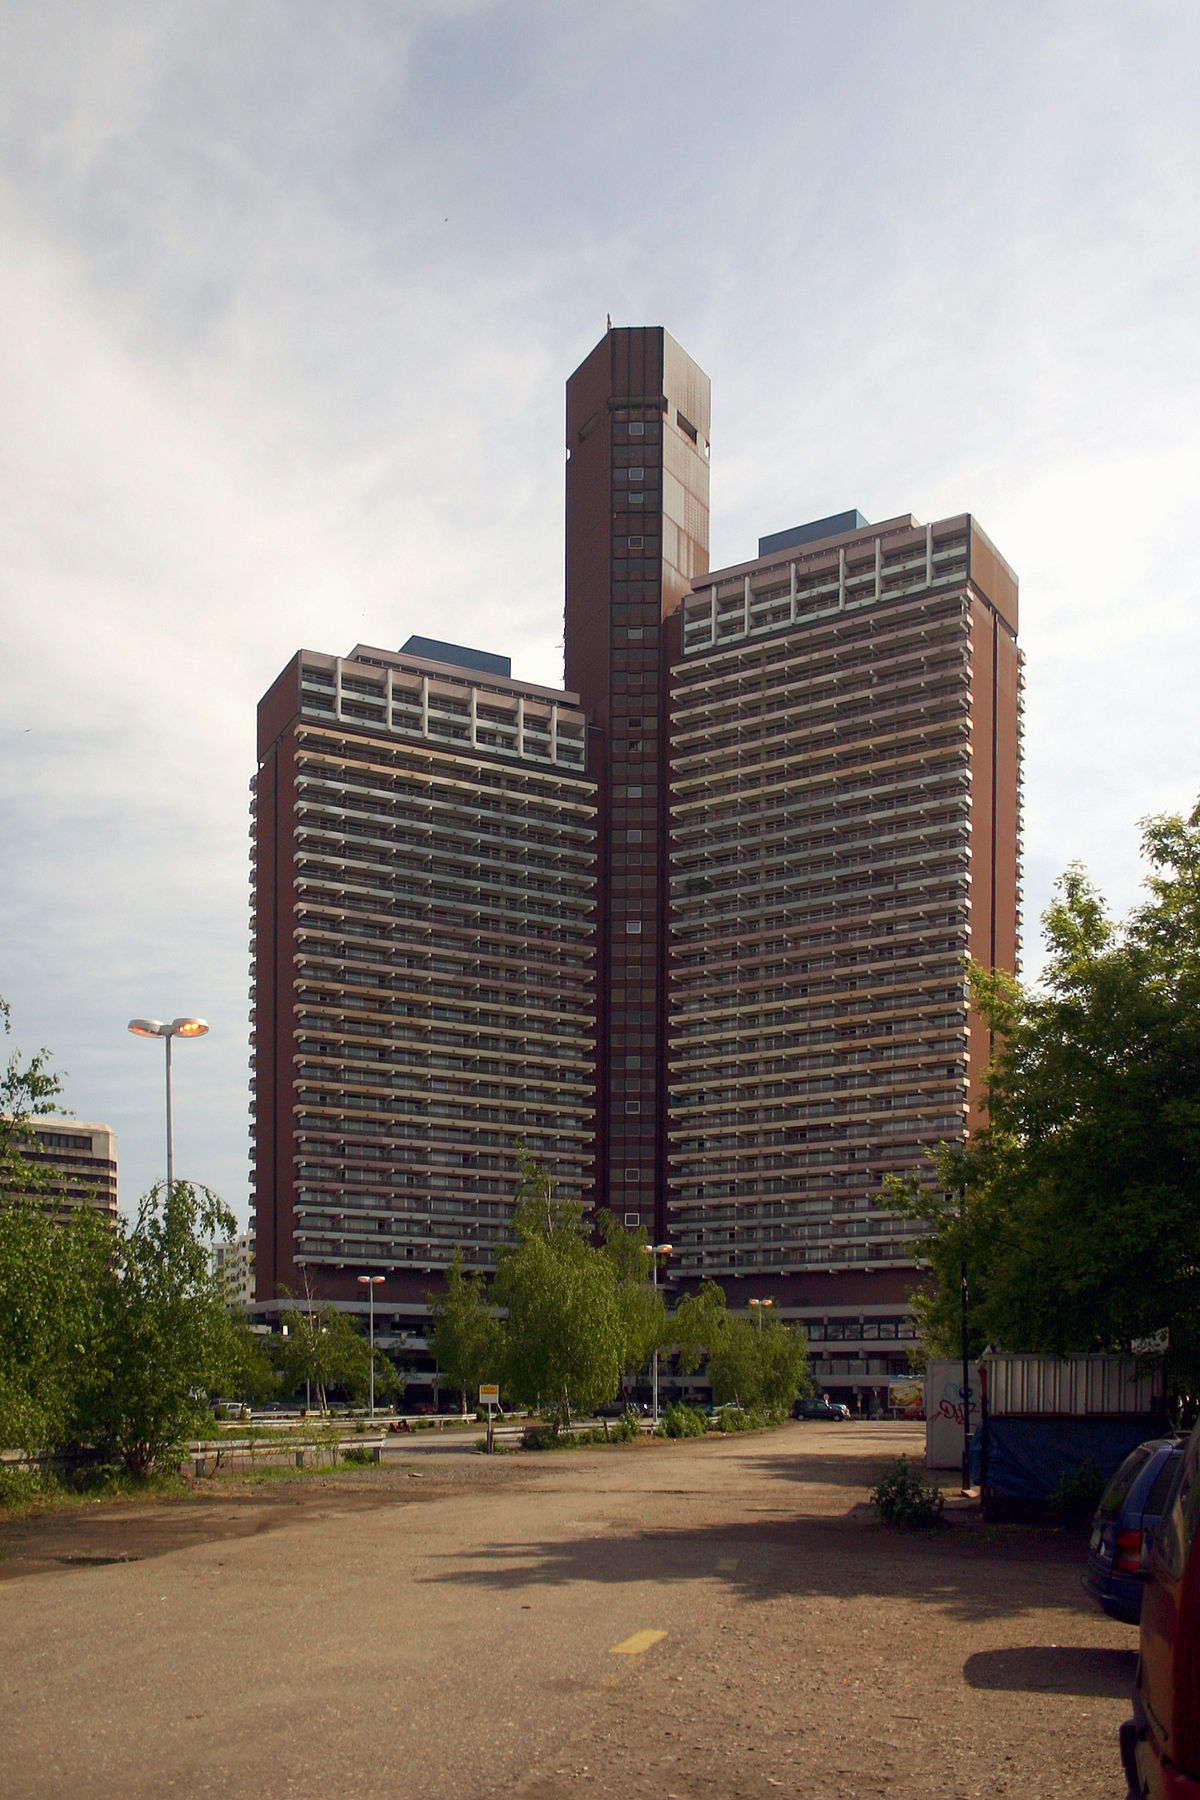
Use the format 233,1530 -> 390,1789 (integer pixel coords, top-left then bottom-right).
606,312 -> 613,332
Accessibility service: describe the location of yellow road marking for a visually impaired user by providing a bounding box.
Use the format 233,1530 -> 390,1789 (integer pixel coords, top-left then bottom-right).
610,1629 -> 667,1655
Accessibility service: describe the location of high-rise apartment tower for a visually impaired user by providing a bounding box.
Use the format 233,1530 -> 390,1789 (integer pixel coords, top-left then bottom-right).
250,327 -> 1021,1407
251,636 -> 598,1311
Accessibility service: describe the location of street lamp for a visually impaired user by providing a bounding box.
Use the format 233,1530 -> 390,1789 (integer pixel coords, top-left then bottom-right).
127,1017 -> 209,1193
640,1242 -> 672,1426
749,1297 -> 774,1331
357,1274 -> 385,1419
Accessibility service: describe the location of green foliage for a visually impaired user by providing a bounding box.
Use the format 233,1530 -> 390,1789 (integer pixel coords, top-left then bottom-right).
712,1405 -> 779,1432
226,1321 -> 278,1407
277,1302 -> 394,1410
427,1251 -> 502,1413
870,1456 -> 945,1528
0,1464 -> 47,1508
609,1408 -> 641,1442
706,1314 -> 813,1412
1049,1457 -> 1107,1523
671,1280 -> 728,1376
0,1175 -> 241,1475
878,800 -> 1200,1393
494,1148 -> 623,1431
0,1193 -> 112,1453
659,1402 -> 707,1438
0,996 -> 66,1200
596,1208 -> 669,1383
520,1424 -> 560,1451
339,1444 -> 376,1467
82,1182 -> 241,1476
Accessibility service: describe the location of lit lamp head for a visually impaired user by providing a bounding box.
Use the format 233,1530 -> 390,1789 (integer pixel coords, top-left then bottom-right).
128,1018 -> 167,1038
127,1018 -> 209,1041
170,1017 -> 209,1040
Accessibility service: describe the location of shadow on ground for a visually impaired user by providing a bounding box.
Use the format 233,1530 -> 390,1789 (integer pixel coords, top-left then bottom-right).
423,1504 -> 1092,1625
963,1645 -> 1137,1695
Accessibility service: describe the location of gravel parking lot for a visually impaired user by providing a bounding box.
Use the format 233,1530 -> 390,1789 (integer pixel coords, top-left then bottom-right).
0,1421 -> 1133,1799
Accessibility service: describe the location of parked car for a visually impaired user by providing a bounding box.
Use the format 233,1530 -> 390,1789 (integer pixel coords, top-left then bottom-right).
1084,1436 -> 1183,1624
1120,1415 -> 1200,1798
794,1398 -> 851,1421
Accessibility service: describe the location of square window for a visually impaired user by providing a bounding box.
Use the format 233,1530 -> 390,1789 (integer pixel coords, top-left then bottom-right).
625,1168 -> 639,1183
625,1101 -> 641,1114
628,422 -> 645,437
629,467 -> 645,481
623,1211 -> 641,1226
625,921 -> 642,934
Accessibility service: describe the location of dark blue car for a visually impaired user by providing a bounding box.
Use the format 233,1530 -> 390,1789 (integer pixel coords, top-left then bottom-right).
1083,1436 -> 1183,1625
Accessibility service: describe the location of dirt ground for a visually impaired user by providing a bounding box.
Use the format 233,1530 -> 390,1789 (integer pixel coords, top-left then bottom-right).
0,1422 -> 1134,1799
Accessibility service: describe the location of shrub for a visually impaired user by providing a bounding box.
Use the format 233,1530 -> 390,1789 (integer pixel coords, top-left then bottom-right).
1050,1457 -> 1106,1522
0,1465 -> 47,1508
521,1425 -> 559,1451
340,1445 -> 375,1467
609,1410 -> 641,1443
870,1455 -> 945,1528
661,1402 -> 707,1439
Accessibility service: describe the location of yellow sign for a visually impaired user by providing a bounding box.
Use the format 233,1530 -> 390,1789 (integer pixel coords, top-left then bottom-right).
479,1383 -> 500,1406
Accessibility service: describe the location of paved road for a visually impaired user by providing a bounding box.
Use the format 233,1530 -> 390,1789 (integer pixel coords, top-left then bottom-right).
0,1422 -> 1133,1799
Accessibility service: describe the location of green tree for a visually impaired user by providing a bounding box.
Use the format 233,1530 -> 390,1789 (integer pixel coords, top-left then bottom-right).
671,1279 -> 729,1377
881,800 -> 1200,1394
699,1300 -> 812,1413
0,1195 -> 111,1452
278,1301 -> 396,1410
0,994 -> 67,1199
495,1150 -> 623,1430
226,1319 -> 279,1408
427,1251 -> 502,1414
81,1182 -> 242,1476
596,1209 -> 668,1397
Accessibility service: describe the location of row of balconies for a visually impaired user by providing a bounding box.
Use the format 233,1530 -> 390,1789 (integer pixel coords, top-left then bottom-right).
671,649 -> 972,746
670,733 -> 972,816
678,582 -> 970,665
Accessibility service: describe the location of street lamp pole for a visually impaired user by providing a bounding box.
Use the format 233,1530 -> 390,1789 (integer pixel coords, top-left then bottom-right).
127,1017 -> 209,1193
959,1184 -> 971,1494
749,1297 -> 774,1331
357,1274 -> 385,1419
640,1243 -> 672,1426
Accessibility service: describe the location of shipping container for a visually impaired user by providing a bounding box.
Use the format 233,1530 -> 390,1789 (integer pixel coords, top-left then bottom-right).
981,1352 -> 1164,1418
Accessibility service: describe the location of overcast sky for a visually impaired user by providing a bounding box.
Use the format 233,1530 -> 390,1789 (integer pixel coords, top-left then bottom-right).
2,1 -> 1198,1225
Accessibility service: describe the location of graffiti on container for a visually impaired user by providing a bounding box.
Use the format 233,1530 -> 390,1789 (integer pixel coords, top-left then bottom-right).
934,1380 -> 979,1428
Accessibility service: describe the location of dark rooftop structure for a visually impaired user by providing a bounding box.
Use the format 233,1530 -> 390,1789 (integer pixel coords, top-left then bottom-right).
758,510 -> 870,557
399,636 -> 511,678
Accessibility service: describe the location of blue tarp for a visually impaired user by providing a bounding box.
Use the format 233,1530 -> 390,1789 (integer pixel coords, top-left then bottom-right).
971,1415 -> 1171,1500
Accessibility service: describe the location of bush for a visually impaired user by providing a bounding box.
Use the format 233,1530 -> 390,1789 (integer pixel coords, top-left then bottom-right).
521,1425 -> 559,1451
1050,1457 -> 1106,1522
660,1402 -> 707,1439
712,1405 -> 781,1432
870,1455 -> 945,1528
609,1409 -> 641,1443
0,1464 -> 48,1508
340,1445 -> 375,1467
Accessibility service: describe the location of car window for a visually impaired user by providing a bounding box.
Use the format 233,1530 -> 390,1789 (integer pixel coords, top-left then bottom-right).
1099,1445 -> 1152,1518
1145,1449 -> 1185,1517
1156,1429 -> 1200,1583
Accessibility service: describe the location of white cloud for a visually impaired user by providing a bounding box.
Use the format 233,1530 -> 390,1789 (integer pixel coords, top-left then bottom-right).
1,0 -> 1198,1215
